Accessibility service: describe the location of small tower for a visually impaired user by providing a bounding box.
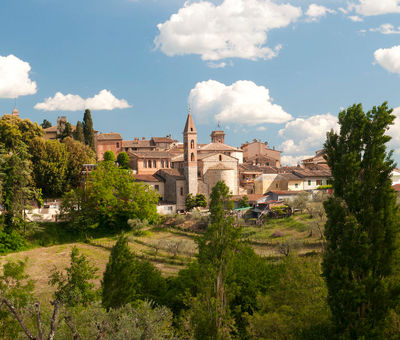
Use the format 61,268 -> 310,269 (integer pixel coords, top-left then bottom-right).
210,130 -> 225,143
11,108 -> 19,118
183,112 -> 198,196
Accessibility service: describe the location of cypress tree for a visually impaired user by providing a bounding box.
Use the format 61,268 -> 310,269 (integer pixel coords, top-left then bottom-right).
322,102 -> 400,338
74,121 -> 85,143
83,109 -> 95,151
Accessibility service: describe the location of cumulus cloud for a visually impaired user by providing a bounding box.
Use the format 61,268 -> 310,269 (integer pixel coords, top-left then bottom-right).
0,55 -> 37,98
207,62 -> 228,69
374,45 -> 400,75
370,24 -> 400,34
256,126 -> 267,131
189,80 -> 292,126
278,113 -> 339,156
154,0 -> 301,62
349,15 -> 363,22
34,89 -> 131,111
306,4 -> 336,21
351,0 -> 400,16
281,154 -> 313,166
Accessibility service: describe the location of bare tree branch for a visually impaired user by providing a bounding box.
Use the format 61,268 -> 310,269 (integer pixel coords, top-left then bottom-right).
1,297 -> 36,340
47,300 -> 60,340
64,315 -> 81,340
35,302 -> 44,340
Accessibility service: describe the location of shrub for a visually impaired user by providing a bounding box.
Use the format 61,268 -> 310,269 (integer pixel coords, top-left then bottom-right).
0,231 -> 27,254
128,218 -> 148,235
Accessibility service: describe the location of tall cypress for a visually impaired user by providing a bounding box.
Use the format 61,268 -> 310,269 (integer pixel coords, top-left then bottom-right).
323,102 -> 400,338
74,121 -> 85,143
83,109 -> 95,151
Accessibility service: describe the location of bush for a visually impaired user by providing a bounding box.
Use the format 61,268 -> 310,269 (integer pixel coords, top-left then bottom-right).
0,231 -> 27,254
128,218 -> 148,235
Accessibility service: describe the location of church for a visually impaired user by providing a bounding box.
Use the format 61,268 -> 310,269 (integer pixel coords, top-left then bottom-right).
133,113 -> 244,211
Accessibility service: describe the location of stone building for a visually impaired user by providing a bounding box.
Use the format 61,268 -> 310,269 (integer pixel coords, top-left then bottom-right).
44,116 -> 77,140
96,133 -> 123,161
241,139 -> 281,167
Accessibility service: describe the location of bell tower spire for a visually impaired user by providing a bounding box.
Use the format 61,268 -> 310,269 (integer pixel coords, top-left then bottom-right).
183,110 -> 198,196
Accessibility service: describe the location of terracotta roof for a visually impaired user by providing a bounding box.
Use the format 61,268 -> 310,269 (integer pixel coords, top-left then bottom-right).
133,174 -> 160,182
155,168 -> 185,180
267,190 -> 304,195
151,137 -> 175,143
292,169 -> 331,178
184,113 -> 197,133
393,184 -> 400,192
122,140 -> 153,148
278,173 -> 302,180
247,154 -> 280,162
199,142 -> 242,152
97,133 -> 122,141
44,126 -> 58,132
171,154 -> 184,162
128,151 -> 172,159
232,194 -> 265,202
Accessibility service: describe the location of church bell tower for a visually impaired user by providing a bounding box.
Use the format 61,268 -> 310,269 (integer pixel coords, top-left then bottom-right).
183,112 -> 198,196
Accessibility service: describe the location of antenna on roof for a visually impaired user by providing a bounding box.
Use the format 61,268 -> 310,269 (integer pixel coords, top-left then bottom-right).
188,103 -> 191,115
217,121 -> 221,129
14,97 -> 17,110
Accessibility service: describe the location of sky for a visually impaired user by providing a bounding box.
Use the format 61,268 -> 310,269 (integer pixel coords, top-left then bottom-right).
1,0 -> 400,165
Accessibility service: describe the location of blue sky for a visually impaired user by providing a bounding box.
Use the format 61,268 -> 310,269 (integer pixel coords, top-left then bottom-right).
1,0 -> 400,164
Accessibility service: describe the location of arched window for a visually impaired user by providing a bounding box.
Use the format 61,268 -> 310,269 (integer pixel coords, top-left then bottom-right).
148,160 -> 152,168
219,155 -> 222,161
191,153 -> 195,161
190,140 -> 194,149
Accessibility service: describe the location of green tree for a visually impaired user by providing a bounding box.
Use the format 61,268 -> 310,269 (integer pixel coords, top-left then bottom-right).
102,236 -> 166,310
322,102 -> 400,338
58,122 -> 73,141
73,121 -> 84,143
103,150 -> 115,162
62,137 -> 95,188
40,119 -> 52,129
238,195 -> 250,208
117,151 -> 130,169
29,137 -> 69,197
186,193 -> 208,211
185,193 -> 196,211
83,109 -> 95,151
195,194 -> 207,208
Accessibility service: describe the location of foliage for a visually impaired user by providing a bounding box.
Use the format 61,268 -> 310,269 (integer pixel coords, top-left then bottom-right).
0,260 -> 35,340
128,218 -> 148,235
29,137 -> 69,197
195,194 -> 207,208
58,121 -> 73,141
316,184 -> 332,190
323,102 -> 400,338
238,195 -> 250,208
248,256 -> 332,340
288,191 -> 309,213
40,119 -> 52,129
185,193 -> 208,211
62,137 -> 96,188
103,150 -> 115,162
55,301 -> 175,340
83,109 -> 95,150
61,162 -> 159,230
73,121 -> 85,143
117,151 -> 130,169
49,246 -> 98,307
102,236 -> 166,310
0,230 -> 27,254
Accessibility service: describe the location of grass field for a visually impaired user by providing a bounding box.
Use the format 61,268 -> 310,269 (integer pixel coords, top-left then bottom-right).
0,213 -> 324,303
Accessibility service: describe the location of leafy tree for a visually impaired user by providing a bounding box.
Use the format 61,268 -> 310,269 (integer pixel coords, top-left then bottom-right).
103,150 -> 115,162
62,137 -> 95,188
83,109 -> 95,151
186,193 -> 208,211
238,195 -> 250,208
73,121 -> 84,143
102,236 -> 166,310
117,151 -> 130,169
49,246 -> 98,307
29,137 -> 69,197
322,102 -> 400,338
40,119 -> 52,129
0,260 -> 35,339
190,181 -> 239,339
195,193 -> 207,208
58,122 -> 73,141
248,256 -> 332,340
185,193 -> 196,211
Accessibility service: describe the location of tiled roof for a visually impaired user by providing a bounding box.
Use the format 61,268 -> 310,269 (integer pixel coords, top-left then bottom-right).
199,142 -> 242,152
278,173 -> 302,180
232,194 -> 265,202
44,126 -> 57,132
155,168 -> 185,180
128,151 -> 172,158
122,140 -> 153,148
292,169 -> 331,178
133,174 -> 160,182
267,190 -> 304,195
393,184 -> 400,192
97,133 -> 122,141
151,137 -> 175,143
171,154 -> 184,162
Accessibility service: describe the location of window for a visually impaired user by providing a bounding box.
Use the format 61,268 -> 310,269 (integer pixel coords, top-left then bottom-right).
148,160 -> 152,168
161,160 -> 164,168
180,187 -> 183,196
166,161 -> 169,168
308,180 -> 311,186
153,160 -> 157,168
143,160 -> 147,168
191,140 -> 194,149
191,153 -> 195,161
219,155 -> 222,161
295,183 -> 298,188
276,183 -> 278,188
316,180 -> 322,186
155,185 -> 159,191
116,142 -> 120,148
190,127 -> 193,131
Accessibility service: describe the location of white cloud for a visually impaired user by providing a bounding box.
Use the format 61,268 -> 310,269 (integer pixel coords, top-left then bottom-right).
349,15 -> 363,22
256,126 -> 267,131
207,61 -> 228,69
0,55 -> 37,98
374,45 -> 400,75
351,0 -> 400,16
278,113 -> 339,156
370,23 -> 400,34
34,89 -> 131,111
189,80 -> 292,126
389,106 -> 400,153
155,0 -> 301,62
281,154 -> 313,166
306,4 -> 336,22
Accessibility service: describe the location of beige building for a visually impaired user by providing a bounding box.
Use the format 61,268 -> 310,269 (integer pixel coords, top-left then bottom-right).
128,151 -> 172,175
96,133 -> 123,161
241,139 -> 281,167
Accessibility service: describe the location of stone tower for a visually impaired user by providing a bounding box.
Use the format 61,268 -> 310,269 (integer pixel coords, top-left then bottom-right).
183,113 -> 198,196
210,130 -> 225,143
